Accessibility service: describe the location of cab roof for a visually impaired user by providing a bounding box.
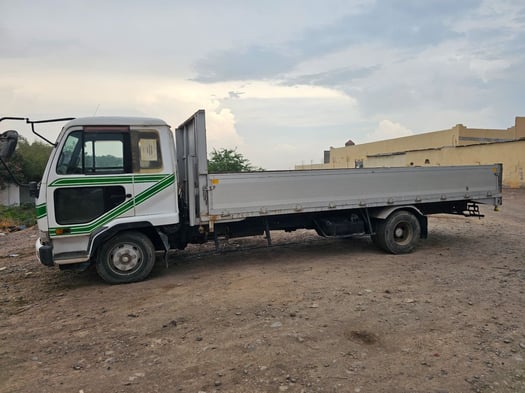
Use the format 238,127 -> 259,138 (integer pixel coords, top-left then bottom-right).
65,116 -> 169,128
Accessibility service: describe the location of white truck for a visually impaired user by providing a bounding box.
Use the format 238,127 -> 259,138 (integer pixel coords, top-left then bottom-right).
0,111 -> 503,284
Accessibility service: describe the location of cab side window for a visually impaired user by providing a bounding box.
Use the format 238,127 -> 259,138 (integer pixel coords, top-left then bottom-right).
83,133 -> 130,174
56,130 -> 131,175
131,130 -> 163,172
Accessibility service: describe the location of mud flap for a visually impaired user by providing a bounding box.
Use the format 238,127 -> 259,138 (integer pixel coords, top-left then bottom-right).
157,230 -> 170,268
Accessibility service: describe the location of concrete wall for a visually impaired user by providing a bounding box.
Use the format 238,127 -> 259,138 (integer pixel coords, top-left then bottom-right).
514,117 -> 525,139
296,117 -> 525,188
0,183 -> 21,205
367,153 -> 407,168
0,184 -> 32,206
364,140 -> 525,188
328,127 -> 458,168
457,125 -> 516,145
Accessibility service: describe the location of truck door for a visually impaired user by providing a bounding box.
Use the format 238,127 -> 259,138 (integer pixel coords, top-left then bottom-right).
47,126 -> 135,243
129,126 -> 178,220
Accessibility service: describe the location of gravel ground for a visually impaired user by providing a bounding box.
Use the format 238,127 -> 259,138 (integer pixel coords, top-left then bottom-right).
1,189 -> 524,393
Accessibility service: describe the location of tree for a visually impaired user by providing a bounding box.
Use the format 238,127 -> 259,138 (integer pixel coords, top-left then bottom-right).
0,151 -> 25,189
16,138 -> 53,181
0,137 -> 52,188
208,148 -> 261,173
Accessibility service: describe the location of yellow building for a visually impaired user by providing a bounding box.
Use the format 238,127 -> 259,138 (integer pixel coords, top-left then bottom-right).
296,117 -> 525,188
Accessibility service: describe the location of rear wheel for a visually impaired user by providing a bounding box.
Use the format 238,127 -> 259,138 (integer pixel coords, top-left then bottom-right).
96,231 -> 155,284
374,210 -> 421,254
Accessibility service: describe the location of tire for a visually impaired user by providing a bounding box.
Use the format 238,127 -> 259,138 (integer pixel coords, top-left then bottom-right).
374,210 -> 421,254
96,231 -> 156,284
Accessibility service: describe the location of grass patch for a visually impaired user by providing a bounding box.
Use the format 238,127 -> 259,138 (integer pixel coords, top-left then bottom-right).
0,204 -> 36,230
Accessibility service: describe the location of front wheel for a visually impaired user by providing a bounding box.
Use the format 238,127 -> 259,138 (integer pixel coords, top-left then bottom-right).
374,210 -> 421,254
96,231 -> 156,284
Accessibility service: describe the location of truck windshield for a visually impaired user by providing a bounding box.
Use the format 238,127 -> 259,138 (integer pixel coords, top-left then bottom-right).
56,131 -> 82,174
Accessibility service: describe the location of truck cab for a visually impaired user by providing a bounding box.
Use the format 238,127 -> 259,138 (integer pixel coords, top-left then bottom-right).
36,117 -> 180,281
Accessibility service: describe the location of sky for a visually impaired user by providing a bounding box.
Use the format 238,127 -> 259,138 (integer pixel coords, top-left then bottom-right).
1,0 -> 524,169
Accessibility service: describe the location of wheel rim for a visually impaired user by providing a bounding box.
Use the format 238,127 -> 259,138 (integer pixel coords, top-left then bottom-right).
393,222 -> 412,245
109,243 -> 143,274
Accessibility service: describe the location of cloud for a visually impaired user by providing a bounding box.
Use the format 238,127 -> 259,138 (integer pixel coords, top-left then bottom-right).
214,87 -> 359,169
453,0 -> 525,35
205,108 -> 243,148
282,65 -> 381,88
292,0 -> 474,56
364,120 -> 413,143
218,88 -> 356,129
192,0 -> 478,84
0,69 -> 246,147
2,0 -> 524,171
468,58 -> 511,83
228,81 -> 347,100
228,91 -> 244,99
193,46 -> 297,83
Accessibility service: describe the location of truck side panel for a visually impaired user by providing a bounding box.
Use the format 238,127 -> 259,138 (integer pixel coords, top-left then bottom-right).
205,165 -> 502,222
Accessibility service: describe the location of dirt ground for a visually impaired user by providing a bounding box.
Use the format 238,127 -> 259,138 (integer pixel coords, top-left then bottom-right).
1,189 -> 524,393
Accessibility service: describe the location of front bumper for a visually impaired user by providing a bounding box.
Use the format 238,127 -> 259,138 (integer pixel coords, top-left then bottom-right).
35,237 -> 54,266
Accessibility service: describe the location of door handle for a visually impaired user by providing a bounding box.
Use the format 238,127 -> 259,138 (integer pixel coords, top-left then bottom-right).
126,193 -> 132,198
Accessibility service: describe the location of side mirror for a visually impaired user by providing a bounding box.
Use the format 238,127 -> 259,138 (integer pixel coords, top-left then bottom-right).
0,130 -> 18,159
29,181 -> 40,198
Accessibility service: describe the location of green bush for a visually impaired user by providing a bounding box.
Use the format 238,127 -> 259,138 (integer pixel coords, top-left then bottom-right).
0,204 -> 36,229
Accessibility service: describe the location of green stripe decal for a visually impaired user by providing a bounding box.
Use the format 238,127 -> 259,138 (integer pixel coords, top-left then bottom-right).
134,175 -> 168,183
49,174 -> 167,187
49,174 -> 175,237
36,203 -> 47,219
